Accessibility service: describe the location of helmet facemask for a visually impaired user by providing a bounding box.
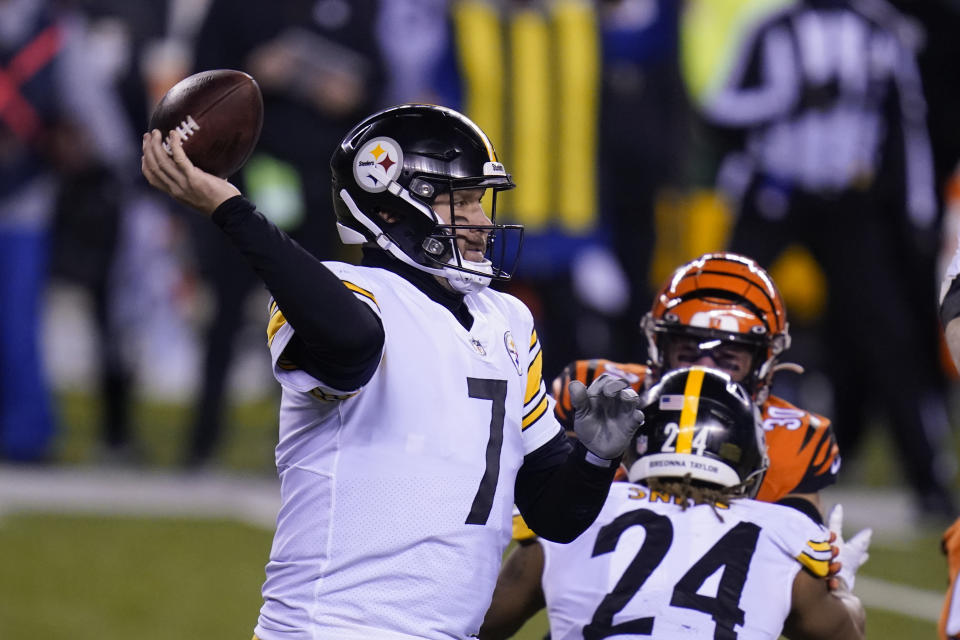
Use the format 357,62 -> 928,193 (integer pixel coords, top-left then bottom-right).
645,319 -> 770,397
410,175 -> 523,294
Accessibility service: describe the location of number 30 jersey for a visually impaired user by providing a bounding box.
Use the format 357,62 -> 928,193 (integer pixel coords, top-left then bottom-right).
256,262 -> 563,640
539,482 -> 832,640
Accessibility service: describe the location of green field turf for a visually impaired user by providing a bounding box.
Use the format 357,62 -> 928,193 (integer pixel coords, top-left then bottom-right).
0,513 -> 941,640
0,391 -> 948,639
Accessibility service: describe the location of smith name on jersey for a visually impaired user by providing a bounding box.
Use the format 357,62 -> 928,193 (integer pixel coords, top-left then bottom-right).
257,261 -> 562,640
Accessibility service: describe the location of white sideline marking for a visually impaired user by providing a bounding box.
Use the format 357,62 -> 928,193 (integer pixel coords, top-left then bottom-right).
857,576 -> 943,622
0,464 -> 280,529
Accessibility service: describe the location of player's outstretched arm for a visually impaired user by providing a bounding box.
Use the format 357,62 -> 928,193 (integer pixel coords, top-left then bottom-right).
141,129 -> 240,214
479,542 -> 546,640
784,567 -> 865,640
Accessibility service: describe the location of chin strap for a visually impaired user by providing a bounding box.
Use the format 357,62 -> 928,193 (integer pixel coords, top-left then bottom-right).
772,362 -> 805,375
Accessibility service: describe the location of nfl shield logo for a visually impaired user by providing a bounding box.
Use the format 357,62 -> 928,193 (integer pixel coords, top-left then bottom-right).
503,331 -> 522,376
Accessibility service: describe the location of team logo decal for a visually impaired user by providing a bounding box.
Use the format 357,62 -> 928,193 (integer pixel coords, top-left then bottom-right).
503,331 -> 522,376
353,136 -> 403,193
689,310 -> 741,332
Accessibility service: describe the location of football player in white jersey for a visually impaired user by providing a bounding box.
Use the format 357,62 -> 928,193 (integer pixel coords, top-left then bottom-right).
481,367 -> 866,640
141,103 -> 644,640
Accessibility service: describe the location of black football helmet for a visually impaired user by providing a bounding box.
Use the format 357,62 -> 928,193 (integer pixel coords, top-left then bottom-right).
629,366 -> 768,498
330,104 -> 523,293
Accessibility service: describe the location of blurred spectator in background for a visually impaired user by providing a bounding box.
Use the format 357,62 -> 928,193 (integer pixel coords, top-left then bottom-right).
180,0 -> 386,468
434,0 -> 601,377
940,244 -> 960,640
375,0 -> 451,106
434,0 -> 690,376
595,0 -> 690,364
0,0 -> 136,461
47,0 -> 170,463
686,0 -> 956,519
435,0 -> 612,378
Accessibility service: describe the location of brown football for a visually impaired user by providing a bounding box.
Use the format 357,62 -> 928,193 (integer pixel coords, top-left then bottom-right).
148,69 -> 263,178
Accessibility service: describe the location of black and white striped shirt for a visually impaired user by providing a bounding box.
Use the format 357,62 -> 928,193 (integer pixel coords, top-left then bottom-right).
702,0 -> 936,228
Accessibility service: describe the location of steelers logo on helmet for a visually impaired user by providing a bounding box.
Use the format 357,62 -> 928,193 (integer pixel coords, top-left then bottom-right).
353,136 -> 404,193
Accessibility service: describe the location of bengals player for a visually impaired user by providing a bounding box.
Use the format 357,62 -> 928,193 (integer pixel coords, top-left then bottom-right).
553,252 -> 839,518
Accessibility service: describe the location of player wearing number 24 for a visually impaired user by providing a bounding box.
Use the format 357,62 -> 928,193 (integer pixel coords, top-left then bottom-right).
481,367 -> 866,640
140,103 -> 644,640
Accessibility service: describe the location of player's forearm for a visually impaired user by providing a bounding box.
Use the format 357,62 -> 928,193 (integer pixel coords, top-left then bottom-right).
479,543 -> 546,640
212,195 -> 384,370
514,434 -> 618,543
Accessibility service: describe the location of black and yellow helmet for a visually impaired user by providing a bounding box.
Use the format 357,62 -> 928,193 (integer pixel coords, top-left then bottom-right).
330,103 -> 523,293
629,366 -> 769,498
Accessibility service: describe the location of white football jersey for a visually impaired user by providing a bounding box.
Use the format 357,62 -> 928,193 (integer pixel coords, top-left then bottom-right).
540,482 -> 832,640
255,262 -> 563,640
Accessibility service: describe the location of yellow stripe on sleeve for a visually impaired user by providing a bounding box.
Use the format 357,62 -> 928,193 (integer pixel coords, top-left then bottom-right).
796,537 -> 832,577
267,308 -> 287,347
676,367 -> 706,453
796,551 -> 830,578
343,281 -> 378,307
525,348 -> 544,404
512,512 -> 538,542
522,395 -> 549,430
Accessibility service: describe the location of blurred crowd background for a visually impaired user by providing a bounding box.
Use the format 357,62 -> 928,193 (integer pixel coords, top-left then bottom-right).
3,0 -> 960,521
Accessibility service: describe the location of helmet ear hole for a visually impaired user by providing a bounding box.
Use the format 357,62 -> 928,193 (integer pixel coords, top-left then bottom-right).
409,177 -> 435,199
376,209 -> 404,225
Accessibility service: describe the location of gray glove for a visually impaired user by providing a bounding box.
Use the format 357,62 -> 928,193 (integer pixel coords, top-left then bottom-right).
570,374 -> 645,461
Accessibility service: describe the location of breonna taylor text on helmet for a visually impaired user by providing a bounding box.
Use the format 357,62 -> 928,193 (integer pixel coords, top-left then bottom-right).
353,137 -> 404,193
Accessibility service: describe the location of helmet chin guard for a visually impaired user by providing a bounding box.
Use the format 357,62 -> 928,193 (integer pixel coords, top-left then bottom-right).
443,257 -> 493,294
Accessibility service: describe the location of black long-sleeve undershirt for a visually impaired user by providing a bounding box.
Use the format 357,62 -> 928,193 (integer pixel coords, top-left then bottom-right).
514,433 -> 620,543
211,196 -> 384,389
212,196 -> 615,540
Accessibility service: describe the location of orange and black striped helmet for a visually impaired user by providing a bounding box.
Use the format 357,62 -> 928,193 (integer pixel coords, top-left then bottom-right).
641,252 -> 790,401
